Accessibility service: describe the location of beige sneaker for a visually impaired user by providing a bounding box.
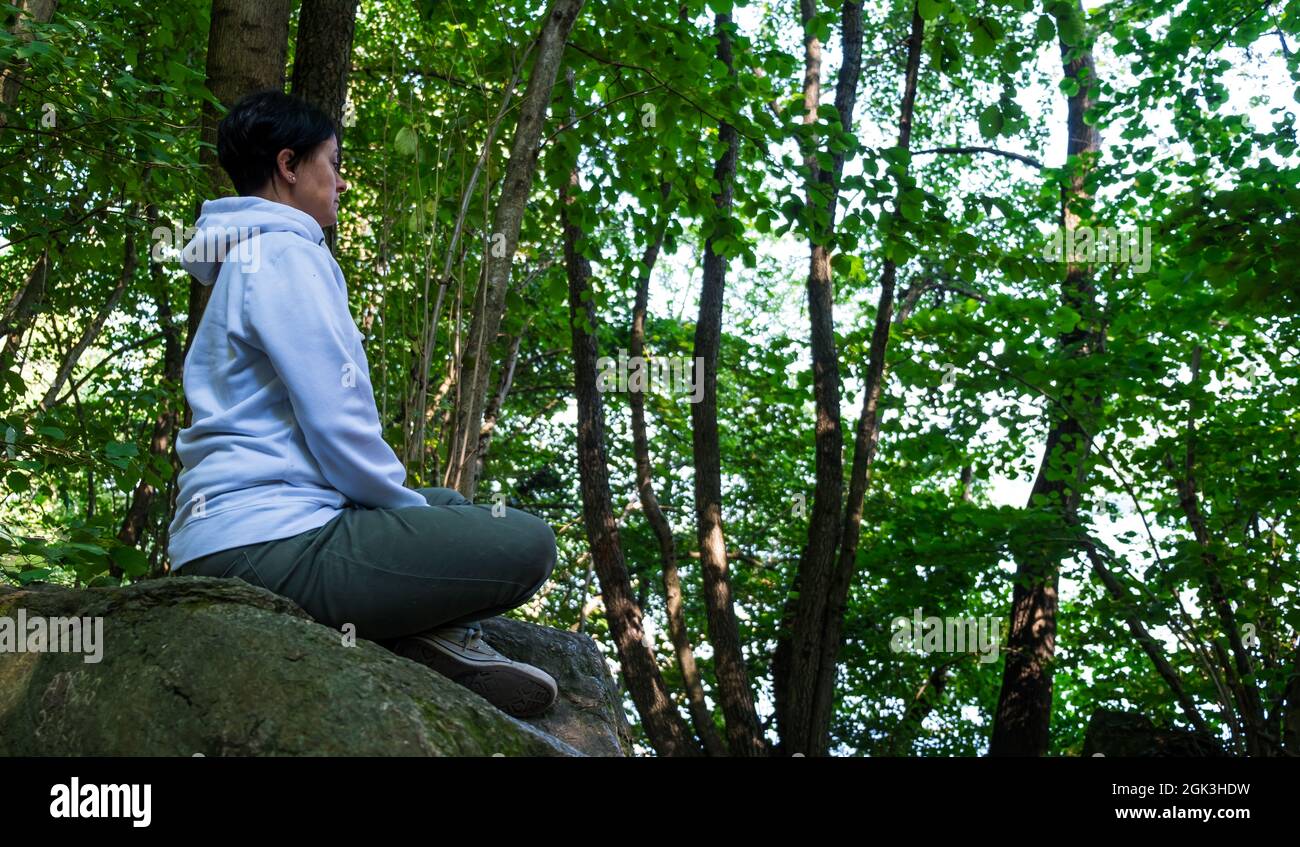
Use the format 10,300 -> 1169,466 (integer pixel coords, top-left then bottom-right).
391,624 -> 558,718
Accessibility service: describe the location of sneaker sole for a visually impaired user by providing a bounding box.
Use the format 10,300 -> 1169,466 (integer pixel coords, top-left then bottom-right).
462,667 -> 557,719
393,636 -> 558,719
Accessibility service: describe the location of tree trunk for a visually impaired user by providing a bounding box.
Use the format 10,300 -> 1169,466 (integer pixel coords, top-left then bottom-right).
776,2 -> 920,757
808,4 -> 925,757
990,1 -> 1104,756
289,0 -> 359,255
561,80 -> 700,755
1164,347 -> 1268,754
887,661 -> 952,755
410,58 -> 528,480
773,0 -> 866,756
1,189 -> 92,364
0,0 -> 58,129
38,204 -> 138,410
1081,540 -> 1217,743
630,179 -> 727,757
474,327 -> 524,483
442,0 -> 585,498
183,0 -> 294,426
689,11 -> 767,758
117,198 -> 184,575
1,249 -> 50,363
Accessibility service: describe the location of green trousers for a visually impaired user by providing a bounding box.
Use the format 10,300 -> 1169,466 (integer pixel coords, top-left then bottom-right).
174,487 -> 556,641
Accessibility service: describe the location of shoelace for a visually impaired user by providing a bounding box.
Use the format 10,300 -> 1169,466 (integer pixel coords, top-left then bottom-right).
429,624 -> 498,656
461,629 -> 484,651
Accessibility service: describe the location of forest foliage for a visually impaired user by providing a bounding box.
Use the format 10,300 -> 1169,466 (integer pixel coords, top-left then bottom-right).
1,0 -> 1297,755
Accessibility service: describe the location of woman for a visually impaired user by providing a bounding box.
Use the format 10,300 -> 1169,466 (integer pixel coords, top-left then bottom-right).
169,89 -> 558,718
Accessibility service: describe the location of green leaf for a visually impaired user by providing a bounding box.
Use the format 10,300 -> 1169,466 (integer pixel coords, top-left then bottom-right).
978,104 -> 1003,139
881,146 -> 911,167
17,568 -> 53,585
1051,305 -> 1082,333
112,545 -> 150,577
1,368 -> 25,395
918,0 -> 945,22
885,236 -> 915,264
1057,12 -> 1085,46
1035,15 -> 1056,42
899,189 -> 925,222
61,542 -> 109,557
105,441 -> 138,459
394,126 -> 418,156
969,17 -> 1002,57
16,39 -> 52,60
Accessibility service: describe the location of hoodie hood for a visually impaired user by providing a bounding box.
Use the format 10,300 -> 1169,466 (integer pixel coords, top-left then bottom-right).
180,196 -> 327,285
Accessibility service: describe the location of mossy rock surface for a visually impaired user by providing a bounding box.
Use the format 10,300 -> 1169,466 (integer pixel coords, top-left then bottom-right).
0,577 -> 627,756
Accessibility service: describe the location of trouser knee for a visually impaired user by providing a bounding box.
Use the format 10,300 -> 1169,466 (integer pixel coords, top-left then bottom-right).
508,509 -> 557,602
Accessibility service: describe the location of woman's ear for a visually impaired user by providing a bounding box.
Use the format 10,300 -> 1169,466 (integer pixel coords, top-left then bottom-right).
275,148 -> 297,185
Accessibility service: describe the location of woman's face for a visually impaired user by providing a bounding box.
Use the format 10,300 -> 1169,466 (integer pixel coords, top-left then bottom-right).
263,134 -> 348,229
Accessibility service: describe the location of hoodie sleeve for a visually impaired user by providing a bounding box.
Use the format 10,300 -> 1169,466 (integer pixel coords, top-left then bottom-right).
243,238 -> 430,511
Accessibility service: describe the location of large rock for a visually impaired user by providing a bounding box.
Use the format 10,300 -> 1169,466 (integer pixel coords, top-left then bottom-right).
0,576 -> 630,756
1082,709 -> 1225,757
479,616 -> 634,755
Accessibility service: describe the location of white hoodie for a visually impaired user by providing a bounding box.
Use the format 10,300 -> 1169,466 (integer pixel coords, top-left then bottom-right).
168,196 -> 428,569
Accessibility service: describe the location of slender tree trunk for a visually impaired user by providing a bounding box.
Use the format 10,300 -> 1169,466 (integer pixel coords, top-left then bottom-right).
1,249 -> 50,363
573,551 -> 594,634
1164,347 -> 1267,754
38,204 -> 138,410
808,7 -> 925,757
184,0 -> 294,426
776,2 -> 919,756
773,0 -> 867,756
289,0 -> 357,141
443,0 -> 585,498
1081,540 -> 1217,743
0,0 -> 58,129
561,83 -> 700,755
1,189 -> 91,364
690,11 -> 767,758
474,327 -> 524,483
630,179 -> 727,757
289,0 -> 359,255
887,661 -> 952,755
411,58 -> 527,479
990,2 -> 1104,756
118,198 -> 184,574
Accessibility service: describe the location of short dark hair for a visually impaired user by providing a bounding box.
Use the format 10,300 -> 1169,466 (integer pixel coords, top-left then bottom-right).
216,89 -> 338,195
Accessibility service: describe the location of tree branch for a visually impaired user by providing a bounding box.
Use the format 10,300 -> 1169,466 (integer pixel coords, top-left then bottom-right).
914,145 -> 1044,170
